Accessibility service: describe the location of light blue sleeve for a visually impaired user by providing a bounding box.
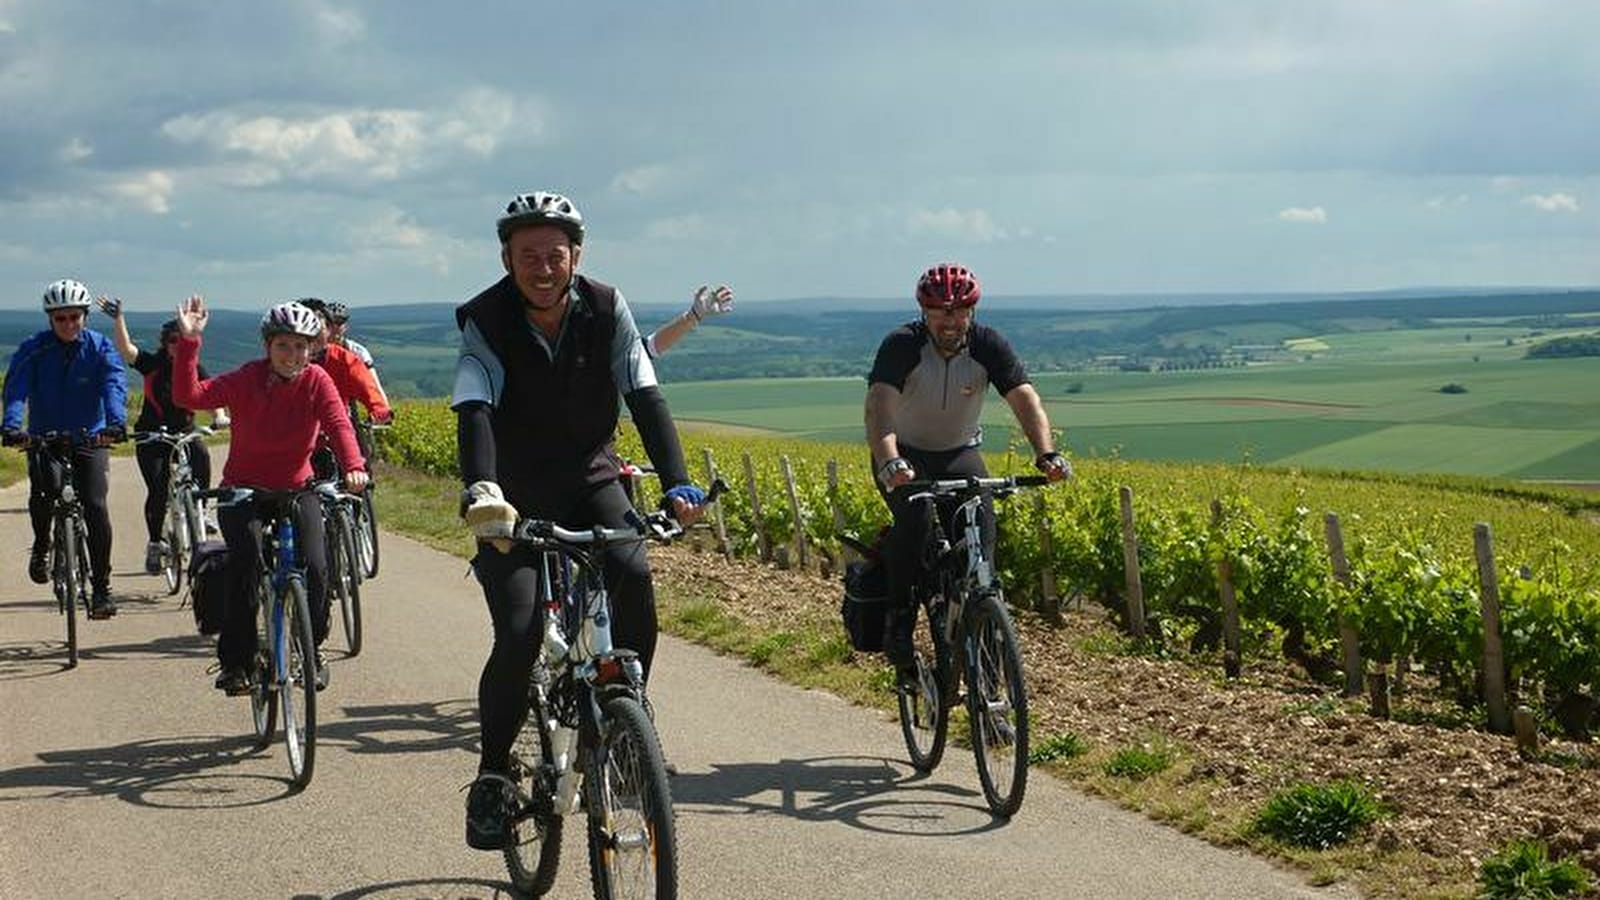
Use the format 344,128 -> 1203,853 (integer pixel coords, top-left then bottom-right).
450,319 -> 505,409
610,291 -> 659,394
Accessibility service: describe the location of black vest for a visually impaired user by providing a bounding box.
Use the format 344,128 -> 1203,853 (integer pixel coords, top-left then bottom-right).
455,275 -> 623,511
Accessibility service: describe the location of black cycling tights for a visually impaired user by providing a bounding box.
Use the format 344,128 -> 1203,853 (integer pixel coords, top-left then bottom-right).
28,445 -> 112,593
135,439 -> 213,541
877,444 -> 997,610
472,481 -> 653,775
215,492 -> 329,671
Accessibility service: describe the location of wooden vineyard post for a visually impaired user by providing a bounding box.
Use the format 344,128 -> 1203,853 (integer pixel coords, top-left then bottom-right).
741,452 -> 771,563
828,460 -> 858,568
1324,513 -> 1365,699
1211,499 -> 1243,680
1118,486 -> 1147,640
780,455 -> 809,571
1035,490 -> 1060,621
702,447 -> 732,560
1474,523 -> 1512,735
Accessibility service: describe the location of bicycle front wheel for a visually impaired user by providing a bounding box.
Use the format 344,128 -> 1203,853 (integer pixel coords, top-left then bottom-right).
585,694 -> 677,900
54,516 -> 79,669
332,509 -> 362,657
279,578 -> 318,790
505,674 -> 564,897
160,506 -> 183,596
896,602 -> 951,772
250,576 -> 276,749
965,590 -> 1030,818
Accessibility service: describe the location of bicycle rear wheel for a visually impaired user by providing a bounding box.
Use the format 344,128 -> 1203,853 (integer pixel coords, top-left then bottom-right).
54,516 -> 79,669
331,508 -> 363,657
896,601 -> 951,772
250,576 -> 277,749
505,672 -> 564,897
355,489 -> 379,579
279,578 -> 318,790
965,590 -> 1030,818
586,694 -> 677,900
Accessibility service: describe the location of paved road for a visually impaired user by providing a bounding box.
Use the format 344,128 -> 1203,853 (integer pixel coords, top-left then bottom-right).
0,455 -> 1361,899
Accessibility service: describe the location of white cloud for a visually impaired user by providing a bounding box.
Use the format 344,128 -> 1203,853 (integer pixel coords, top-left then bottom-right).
1489,176 -> 1521,193
907,207 -> 1008,242
610,164 -> 673,196
1277,205 -> 1328,224
160,90 -> 529,185
108,171 -> 175,214
311,2 -> 365,45
643,213 -> 714,241
58,138 -> 93,163
1425,194 -> 1468,209
0,18 -> 14,33
1522,192 -> 1580,213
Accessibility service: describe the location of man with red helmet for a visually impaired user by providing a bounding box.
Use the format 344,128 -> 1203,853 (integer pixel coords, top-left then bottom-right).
864,262 -> 1071,674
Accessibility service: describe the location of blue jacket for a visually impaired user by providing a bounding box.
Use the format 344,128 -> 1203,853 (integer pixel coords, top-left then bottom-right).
2,328 -> 128,435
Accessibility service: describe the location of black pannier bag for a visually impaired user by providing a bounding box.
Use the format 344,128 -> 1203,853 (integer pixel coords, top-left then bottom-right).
840,555 -> 890,652
188,540 -> 229,636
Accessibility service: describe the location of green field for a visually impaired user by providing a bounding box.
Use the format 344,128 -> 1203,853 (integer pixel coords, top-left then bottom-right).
656,325 -> 1600,480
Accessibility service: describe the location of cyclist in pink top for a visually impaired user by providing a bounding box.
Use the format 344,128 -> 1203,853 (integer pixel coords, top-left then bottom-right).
170,295 -> 368,694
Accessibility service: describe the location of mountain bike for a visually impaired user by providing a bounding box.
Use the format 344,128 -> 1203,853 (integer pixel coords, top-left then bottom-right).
321,486 -> 365,657
4,431 -> 102,668
134,426 -> 214,596
199,482 -> 342,791
863,474 -> 1049,819
503,482 -> 723,900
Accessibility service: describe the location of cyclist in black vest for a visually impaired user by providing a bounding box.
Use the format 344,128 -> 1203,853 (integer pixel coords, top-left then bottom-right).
865,262 -> 1072,678
452,190 -> 708,851
97,296 -> 227,573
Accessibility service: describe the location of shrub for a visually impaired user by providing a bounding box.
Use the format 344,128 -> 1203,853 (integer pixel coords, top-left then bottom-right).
1440,383 -> 1468,394
1103,742 -> 1173,779
1029,731 -> 1088,764
1478,838 -> 1591,899
1253,780 -> 1384,849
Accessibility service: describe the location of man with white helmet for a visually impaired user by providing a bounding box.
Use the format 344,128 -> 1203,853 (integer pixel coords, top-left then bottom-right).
452,189 -> 710,851
2,279 -> 128,618
170,295 -> 368,694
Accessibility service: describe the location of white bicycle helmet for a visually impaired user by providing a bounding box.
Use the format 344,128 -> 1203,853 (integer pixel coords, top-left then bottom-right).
259,301 -> 324,340
496,191 -> 584,245
42,279 -> 93,312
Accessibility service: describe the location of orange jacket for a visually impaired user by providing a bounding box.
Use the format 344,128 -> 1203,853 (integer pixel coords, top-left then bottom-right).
315,342 -> 391,421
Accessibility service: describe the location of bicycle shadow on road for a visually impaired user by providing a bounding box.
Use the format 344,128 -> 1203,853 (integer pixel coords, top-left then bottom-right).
291,876 -> 519,900
671,754 -> 1006,836
0,732 -> 300,809
316,698 -> 479,758
0,639 -> 74,679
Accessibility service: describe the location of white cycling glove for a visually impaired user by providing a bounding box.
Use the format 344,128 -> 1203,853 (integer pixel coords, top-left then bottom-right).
464,480 -> 518,552
688,285 -> 734,322
96,296 -> 124,319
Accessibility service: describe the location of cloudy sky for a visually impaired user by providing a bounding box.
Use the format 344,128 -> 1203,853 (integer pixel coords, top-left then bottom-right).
1,0 -> 1596,311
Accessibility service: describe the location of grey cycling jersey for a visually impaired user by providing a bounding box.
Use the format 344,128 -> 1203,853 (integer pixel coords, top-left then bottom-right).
867,321 -> 1029,452
452,285 -> 657,409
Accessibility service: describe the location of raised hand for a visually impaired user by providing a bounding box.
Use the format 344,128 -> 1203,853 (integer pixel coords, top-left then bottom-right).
176,295 -> 208,336
95,296 -> 124,319
689,284 -> 734,322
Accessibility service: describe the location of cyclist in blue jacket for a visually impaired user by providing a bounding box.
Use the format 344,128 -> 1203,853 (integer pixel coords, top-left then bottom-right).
2,279 -> 129,618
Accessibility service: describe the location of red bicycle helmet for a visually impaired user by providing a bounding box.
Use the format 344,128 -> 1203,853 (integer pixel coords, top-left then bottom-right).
916,263 -> 981,309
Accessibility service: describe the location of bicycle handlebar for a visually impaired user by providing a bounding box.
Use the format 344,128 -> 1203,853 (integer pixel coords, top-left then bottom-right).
902,473 -> 1052,499
195,480 -> 350,509
510,478 -> 727,546
133,426 -> 215,446
2,428 -> 125,449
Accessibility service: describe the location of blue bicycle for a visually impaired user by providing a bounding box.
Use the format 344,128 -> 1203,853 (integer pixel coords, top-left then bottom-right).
198,482 -> 342,790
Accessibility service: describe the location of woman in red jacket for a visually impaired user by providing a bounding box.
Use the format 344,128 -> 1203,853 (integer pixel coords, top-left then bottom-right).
170,295 -> 368,694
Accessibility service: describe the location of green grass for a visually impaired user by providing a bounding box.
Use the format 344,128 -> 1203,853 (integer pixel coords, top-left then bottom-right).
1103,740 -> 1177,780
1253,780 -> 1387,850
1477,839 -> 1591,899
